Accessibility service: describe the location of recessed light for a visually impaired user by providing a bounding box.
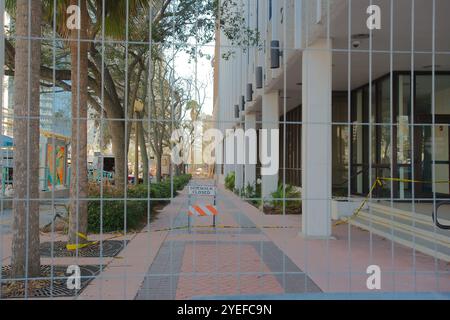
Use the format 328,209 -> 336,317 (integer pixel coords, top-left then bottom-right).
351,33 -> 370,40
423,64 -> 441,69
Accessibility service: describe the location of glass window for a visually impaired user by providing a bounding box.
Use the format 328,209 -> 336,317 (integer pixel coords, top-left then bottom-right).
415,74 -> 450,118
435,75 -> 450,115
397,75 -> 411,121
416,75 -> 432,117
380,78 -> 391,124
397,75 -> 411,165
380,126 -> 391,165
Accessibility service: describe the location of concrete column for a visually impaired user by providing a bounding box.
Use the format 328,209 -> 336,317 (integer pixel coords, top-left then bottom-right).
272,0 -> 279,38
245,113 -> 257,188
301,38 -> 332,238
224,129 -> 233,178
294,0 -> 303,49
235,125 -> 244,192
261,91 -> 279,201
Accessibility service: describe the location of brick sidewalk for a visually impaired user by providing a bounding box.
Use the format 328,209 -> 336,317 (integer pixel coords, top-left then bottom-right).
135,181 -> 450,299
3,179 -> 449,299
135,183 -> 321,300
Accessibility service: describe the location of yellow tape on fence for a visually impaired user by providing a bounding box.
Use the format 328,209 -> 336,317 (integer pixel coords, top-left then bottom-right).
66,232 -> 124,251
150,225 -> 296,233
66,232 -> 98,251
335,176 -> 450,227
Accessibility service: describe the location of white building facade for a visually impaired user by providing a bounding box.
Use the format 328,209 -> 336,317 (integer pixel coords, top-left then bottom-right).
213,0 -> 450,242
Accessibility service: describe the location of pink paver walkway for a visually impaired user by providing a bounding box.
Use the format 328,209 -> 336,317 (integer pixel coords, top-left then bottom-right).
175,244 -> 284,299
2,178 -> 450,300
220,186 -> 450,293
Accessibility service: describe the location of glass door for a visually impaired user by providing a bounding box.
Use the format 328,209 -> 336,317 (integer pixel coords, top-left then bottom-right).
415,122 -> 450,198
434,125 -> 450,195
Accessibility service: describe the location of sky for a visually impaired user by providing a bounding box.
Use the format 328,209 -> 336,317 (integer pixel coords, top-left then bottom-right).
173,43 -> 215,117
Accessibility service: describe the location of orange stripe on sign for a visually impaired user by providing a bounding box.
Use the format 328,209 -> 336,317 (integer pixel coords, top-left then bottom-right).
194,206 -> 208,216
206,205 -> 218,216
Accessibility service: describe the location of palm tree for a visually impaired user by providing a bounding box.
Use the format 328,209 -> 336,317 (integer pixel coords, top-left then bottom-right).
6,0 -> 176,245
7,0 -> 92,249
10,0 -> 42,278
67,0 -> 89,245
40,0 -> 149,244
66,0 -> 149,243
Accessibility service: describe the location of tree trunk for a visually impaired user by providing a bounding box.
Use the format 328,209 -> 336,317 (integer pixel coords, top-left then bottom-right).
11,0 -> 42,278
68,0 -> 89,245
110,120 -> 127,191
134,115 -> 139,185
138,119 -> 149,185
156,153 -> 162,182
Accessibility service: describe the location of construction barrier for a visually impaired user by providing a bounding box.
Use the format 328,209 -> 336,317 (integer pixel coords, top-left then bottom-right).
188,183 -> 218,232
188,205 -> 218,217
150,225 -> 296,233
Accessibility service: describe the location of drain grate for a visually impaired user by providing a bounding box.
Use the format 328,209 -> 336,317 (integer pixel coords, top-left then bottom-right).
40,240 -> 129,258
1,265 -> 101,299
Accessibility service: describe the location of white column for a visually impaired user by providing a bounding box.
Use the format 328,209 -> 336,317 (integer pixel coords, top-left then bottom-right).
294,0 -> 303,49
301,38 -> 332,238
235,125 -> 244,192
272,0 -> 279,38
261,91 -> 279,200
245,113 -> 257,187
223,127 -> 233,178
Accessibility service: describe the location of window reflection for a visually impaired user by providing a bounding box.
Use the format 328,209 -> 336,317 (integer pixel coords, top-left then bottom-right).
349,73 -> 450,199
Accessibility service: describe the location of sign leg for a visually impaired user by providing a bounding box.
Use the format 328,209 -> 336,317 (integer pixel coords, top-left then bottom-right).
188,193 -> 191,233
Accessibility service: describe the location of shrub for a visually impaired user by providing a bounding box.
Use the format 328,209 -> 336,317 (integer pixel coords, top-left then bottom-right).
269,184 -> 301,210
244,183 -> 262,207
225,172 -> 235,191
87,184 -> 147,233
87,174 -> 192,233
87,198 -> 147,233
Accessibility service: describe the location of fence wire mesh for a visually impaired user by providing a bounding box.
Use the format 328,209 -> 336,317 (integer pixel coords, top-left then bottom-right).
0,0 -> 450,300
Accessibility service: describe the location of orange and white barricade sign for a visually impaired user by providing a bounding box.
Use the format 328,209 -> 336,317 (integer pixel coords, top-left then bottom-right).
187,184 -> 218,231
188,205 -> 218,217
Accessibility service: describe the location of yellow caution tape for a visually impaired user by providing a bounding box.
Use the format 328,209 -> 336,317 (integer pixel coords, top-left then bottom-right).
150,225 -> 296,232
379,177 -> 450,184
335,178 -> 382,226
335,176 -> 450,227
66,232 -> 124,251
66,232 -> 98,251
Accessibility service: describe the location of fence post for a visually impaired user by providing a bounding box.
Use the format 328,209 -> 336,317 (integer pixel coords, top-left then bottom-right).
188,191 -> 191,233
1,167 -> 5,196
213,182 -> 217,228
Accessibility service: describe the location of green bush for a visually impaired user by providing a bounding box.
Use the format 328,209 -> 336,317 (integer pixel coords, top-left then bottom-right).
88,198 -> 147,233
244,183 -> 262,207
225,172 -> 235,191
87,174 -> 192,233
270,184 -> 301,210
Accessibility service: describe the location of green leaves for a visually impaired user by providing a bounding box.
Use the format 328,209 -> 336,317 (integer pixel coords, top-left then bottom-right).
225,172 -> 235,191
217,0 -> 261,59
87,174 -> 192,233
270,184 -> 301,210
